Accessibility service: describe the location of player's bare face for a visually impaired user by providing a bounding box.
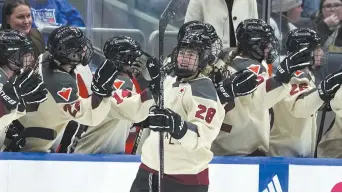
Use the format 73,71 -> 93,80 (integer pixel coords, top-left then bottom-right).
7,5 -> 32,35
313,47 -> 324,69
177,48 -> 199,72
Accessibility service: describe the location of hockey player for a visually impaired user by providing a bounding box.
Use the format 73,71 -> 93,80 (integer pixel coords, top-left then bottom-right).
130,21 -> 258,192
0,29 -> 47,148
1,26 -> 138,152
211,19 -> 314,156
69,36 -> 158,154
268,28 -> 342,157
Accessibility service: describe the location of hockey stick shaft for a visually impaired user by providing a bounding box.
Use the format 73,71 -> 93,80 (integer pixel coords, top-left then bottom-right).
314,107 -> 326,157
156,0 -> 184,191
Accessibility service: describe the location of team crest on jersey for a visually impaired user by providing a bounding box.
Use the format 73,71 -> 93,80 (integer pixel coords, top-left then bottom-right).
294,70 -> 304,77
57,87 -> 72,102
113,79 -> 125,90
176,87 -> 186,96
247,64 -> 261,75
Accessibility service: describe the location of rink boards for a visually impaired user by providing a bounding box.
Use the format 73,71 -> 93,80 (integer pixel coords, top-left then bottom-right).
0,153 -> 342,192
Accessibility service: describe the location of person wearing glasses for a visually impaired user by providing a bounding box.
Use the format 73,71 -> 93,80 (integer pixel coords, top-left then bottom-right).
313,0 -> 342,47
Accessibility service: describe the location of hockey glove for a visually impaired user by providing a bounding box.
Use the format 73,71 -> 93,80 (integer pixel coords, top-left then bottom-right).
275,47 -> 312,84
15,70 -> 48,106
0,79 -> 21,111
91,59 -> 119,97
216,69 -> 258,103
134,52 -> 161,95
148,107 -> 187,140
318,70 -> 342,102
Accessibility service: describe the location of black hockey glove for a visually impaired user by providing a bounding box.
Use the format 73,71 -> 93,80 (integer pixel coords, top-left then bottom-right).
134,52 -> 161,95
148,107 -> 187,140
318,70 -> 342,102
15,70 -> 48,106
91,59 -> 119,97
0,70 -> 47,111
4,121 -> 26,152
216,69 -> 258,103
275,47 -> 312,84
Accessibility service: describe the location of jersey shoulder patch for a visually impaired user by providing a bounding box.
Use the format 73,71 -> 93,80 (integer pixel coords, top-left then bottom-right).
231,58 -> 267,75
188,77 -> 218,102
42,63 -> 78,103
113,75 -> 134,92
290,70 -> 312,84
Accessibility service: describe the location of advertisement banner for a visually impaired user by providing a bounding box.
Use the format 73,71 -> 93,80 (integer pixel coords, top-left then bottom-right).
289,165 -> 342,192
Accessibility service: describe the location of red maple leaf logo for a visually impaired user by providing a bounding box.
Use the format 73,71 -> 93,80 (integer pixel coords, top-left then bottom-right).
113,80 -> 125,90
294,71 -> 304,77
57,88 -> 72,102
247,64 -> 261,75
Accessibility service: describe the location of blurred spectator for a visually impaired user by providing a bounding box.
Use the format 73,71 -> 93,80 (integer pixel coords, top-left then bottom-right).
29,0 -> 85,30
270,0 -> 303,54
313,0 -> 342,48
1,0 -> 45,54
184,0 -> 258,48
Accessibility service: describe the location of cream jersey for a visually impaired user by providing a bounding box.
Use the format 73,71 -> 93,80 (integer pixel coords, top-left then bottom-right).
269,71 -> 323,157
73,74 -> 154,154
211,57 -> 290,156
141,74 -> 225,175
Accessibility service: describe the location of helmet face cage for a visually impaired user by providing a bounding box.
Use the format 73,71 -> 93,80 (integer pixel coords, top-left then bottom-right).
236,19 -> 279,63
174,32 -> 213,78
286,28 -> 324,68
0,29 -> 38,72
103,36 -> 142,66
48,26 -> 94,67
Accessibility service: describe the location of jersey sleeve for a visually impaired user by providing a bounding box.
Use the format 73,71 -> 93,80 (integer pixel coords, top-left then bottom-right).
283,71 -> 324,118
54,80 -> 111,126
0,108 -> 25,128
331,87 -> 342,118
107,88 -> 155,123
178,77 -> 225,151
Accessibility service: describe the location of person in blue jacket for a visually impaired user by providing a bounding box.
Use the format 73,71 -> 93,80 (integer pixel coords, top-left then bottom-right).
29,0 -> 85,29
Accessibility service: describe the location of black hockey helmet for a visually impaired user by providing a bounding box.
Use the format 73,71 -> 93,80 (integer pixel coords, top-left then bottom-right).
177,21 -> 222,64
47,26 -> 94,67
236,19 -> 279,63
174,21 -> 222,78
103,36 -> 142,66
285,28 -> 322,53
0,29 -> 37,72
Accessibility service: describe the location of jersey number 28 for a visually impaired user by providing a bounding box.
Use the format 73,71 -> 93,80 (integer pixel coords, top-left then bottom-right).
195,104 -> 216,124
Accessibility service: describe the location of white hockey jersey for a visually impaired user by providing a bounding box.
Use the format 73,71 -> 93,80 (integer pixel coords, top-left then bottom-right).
211,57 -> 290,156
141,74 -> 225,179
269,71 -> 323,157
317,87 -> 342,158
73,74 -> 154,154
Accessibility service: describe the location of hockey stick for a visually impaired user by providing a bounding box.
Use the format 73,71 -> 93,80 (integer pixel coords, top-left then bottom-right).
314,104 -> 327,157
156,0 -> 185,191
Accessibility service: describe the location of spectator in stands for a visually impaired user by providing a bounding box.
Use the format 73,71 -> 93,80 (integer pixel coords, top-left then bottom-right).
270,0 -> 303,54
1,0 -> 45,54
184,0 -> 258,48
28,0 -> 85,30
313,0 -> 342,47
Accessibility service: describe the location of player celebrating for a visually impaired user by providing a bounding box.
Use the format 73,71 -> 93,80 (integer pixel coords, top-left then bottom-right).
0,29 -> 47,148
211,19 -> 314,156
70,36 -> 158,154
268,28 -> 342,157
130,21 -> 254,192
2,26 -> 134,152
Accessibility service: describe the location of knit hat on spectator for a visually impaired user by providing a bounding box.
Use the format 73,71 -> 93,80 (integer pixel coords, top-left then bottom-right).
272,0 -> 302,13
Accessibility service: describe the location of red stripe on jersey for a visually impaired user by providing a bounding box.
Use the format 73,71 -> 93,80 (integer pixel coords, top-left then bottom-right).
76,74 -> 89,98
